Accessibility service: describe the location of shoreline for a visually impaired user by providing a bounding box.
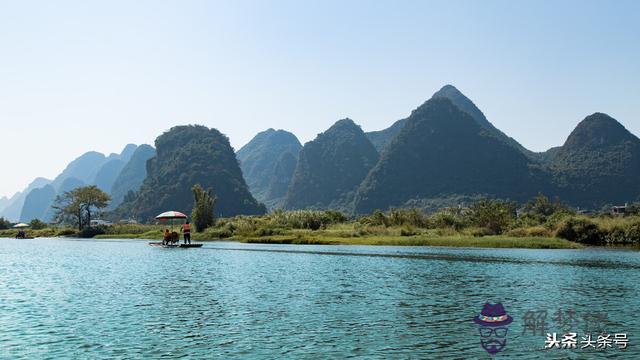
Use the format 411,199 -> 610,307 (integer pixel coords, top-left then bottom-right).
91,233 -> 582,249
6,235 -> 640,250
0,225 -> 594,249
1,234 -> 582,249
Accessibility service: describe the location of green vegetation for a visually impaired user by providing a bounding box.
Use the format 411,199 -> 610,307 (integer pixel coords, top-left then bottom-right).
466,199 -> 516,235
4,195 -> 640,249
115,125 -> 265,222
100,195 -> 639,248
191,184 -> 216,232
555,216 -> 640,245
239,234 -> 580,249
81,208 -> 578,249
284,119 -> 379,211
81,195 -> 634,248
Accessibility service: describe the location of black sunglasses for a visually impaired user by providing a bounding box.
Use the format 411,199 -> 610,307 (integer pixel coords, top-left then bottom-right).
479,327 -> 508,338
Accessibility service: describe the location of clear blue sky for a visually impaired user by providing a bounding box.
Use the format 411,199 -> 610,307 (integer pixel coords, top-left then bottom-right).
1,0 -> 639,198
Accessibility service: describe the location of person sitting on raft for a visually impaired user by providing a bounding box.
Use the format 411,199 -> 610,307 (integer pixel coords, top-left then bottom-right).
163,229 -> 171,245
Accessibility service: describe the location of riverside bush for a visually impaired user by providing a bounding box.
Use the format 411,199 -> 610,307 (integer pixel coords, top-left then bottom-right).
555,217 -> 602,244
56,228 -> 77,237
597,218 -> 640,244
269,210 -> 346,230
388,208 -> 427,227
506,226 -> 552,238
464,198 -> 516,235
400,226 -> 419,237
358,208 -> 460,229
78,226 -> 107,238
428,212 -> 465,230
202,226 -> 233,239
469,227 -> 495,237
233,217 -> 259,236
625,221 -> 640,243
517,193 -> 575,227
359,210 -> 389,227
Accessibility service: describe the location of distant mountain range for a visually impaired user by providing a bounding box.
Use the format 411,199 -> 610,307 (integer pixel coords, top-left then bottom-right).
4,84 -> 639,222
0,177 -> 52,222
279,85 -> 639,213
0,144 -> 152,222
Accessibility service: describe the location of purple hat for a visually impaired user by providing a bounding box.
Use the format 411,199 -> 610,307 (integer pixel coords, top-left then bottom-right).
473,303 -> 513,327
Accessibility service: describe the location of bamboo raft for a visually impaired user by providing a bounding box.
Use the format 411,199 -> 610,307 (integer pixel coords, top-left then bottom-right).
148,242 -> 203,248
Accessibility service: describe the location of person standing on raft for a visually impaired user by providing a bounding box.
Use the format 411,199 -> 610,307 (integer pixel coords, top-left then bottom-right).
181,221 -> 191,244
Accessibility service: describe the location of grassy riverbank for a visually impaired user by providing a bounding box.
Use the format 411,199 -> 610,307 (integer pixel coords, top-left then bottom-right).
78,222 -> 578,249
0,228 -> 76,238
0,225 -> 579,249
233,233 -> 580,249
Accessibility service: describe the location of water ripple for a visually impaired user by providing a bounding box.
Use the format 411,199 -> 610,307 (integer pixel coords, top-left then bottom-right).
0,238 -> 638,359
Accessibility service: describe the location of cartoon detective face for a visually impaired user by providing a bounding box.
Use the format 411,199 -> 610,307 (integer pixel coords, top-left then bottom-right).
473,303 -> 513,355
478,326 -> 508,355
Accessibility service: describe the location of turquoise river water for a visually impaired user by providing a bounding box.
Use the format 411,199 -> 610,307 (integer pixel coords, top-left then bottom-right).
0,238 -> 638,359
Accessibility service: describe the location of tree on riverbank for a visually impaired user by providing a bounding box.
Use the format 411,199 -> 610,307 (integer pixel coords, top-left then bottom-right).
29,219 -> 48,230
467,198 -> 517,235
53,186 -> 110,230
0,217 -> 11,229
191,184 -> 216,232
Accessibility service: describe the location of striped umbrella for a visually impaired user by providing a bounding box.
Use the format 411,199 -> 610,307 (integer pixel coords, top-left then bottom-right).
155,211 -> 188,221
155,211 -> 188,231
13,223 -> 29,228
